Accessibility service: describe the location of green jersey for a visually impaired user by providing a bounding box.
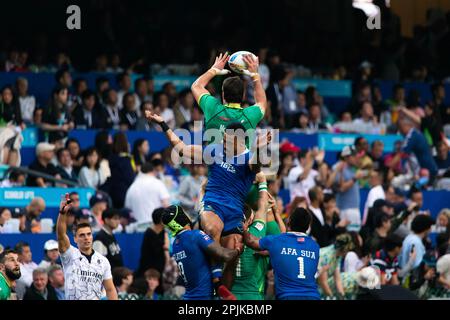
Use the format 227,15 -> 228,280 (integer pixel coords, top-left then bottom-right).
198,93 -> 264,146
0,272 -> 12,300
232,220 -> 281,299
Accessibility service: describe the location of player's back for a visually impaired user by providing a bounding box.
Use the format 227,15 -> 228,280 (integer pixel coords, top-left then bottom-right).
260,232 -> 320,300
171,229 -> 214,300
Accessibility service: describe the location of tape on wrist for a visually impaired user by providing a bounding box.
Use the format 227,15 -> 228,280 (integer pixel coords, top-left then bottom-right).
159,121 -> 170,132
209,68 -> 220,75
251,73 -> 260,81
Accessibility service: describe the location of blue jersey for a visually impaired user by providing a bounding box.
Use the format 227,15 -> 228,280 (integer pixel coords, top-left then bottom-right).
172,229 -> 215,300
259,232 -> 320,299
202,144 -> 255,226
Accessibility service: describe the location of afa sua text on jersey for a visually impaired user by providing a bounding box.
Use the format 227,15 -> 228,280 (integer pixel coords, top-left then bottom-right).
281,247 -> 316,259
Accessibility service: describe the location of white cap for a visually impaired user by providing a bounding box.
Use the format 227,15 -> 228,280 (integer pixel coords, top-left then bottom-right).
44,239 -> 59,251
356,267 -> 380,289
36,142 -> 55,156
341,145 -> 356,157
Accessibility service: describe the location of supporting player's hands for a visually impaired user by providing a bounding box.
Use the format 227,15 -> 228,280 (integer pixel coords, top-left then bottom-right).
242,54 -> 259,76
255,171 -> 266,184
211,52 -> 231,75
144,110 -> 164,123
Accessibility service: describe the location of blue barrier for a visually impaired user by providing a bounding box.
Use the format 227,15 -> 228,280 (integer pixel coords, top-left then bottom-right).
0,187 -> 95,208
318,133 -> 403,152
0,233 -> 144,271
293,79 -> 352,98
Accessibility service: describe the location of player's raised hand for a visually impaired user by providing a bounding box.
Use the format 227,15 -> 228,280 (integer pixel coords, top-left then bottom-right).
211,52 -> 231,75
242,54 -> 259,74
255,171 -> 266,184
59,193 -> 73,215
145,110 -> 164,123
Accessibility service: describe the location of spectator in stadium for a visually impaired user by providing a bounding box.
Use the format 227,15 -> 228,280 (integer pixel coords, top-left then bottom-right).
0,86 -> 22,127
113,267 -> 134,297
95,77 -> 110,106
107,54 -> 124,73
155,92 -> 175,130
384,140 -> 407,175
23,268 -> 58,300
93,209 -> 123,269
320,193 -> 349,246
132,139 -> 150,173
0,208 -> 13,233
144,269 -> 161,300
308,186 -> 327,247
366,213 -> 392,253
136,208 -> 168,286
15,77 -> 36,125
103,132 -> 135,208
56,148 -> 78,184
0,169 -> 25,187
102,89 -> 121,130
88,191 -> 110,232
174,89 -> 194,127
352,101 -> 385,134
178,164 -> 207,218
370,234 -> 403,285
40,85 -> 74,142
38,240 -> 60,270
136,101 -> 159,131
432,210 -> 450,234
330,145 -> 365,232
48,265 -> 65,300
266,65 -> 289,128
116,72 -> 136,110
120,92 -> 139,130
20,197 -> 46,233
349,82 -> 372,117
369,140 -> 385,171
65,138 -> 84,174
398,116 -> 438,180
343,232 -> 367,273
436,254 -> 450,291
434,140 -> 450,176
400,214 -> 434,270
363,169 -> 386,225
54,69 -> 72,91
78,147 -> 107,189
94,130 -> 113,180
135,78 -> 151,108
125,162 -> 170,224
307,103 -> 328,132
14,241 -> 38,299
296,91 -> 309,116
72,90 -> 105,129
287,150 -> 318,203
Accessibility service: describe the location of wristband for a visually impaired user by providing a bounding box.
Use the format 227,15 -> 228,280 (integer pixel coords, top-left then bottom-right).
158,121 -> 170,132
208,68 -> 218,76
251,74 -> 260,82
258,182 -> 268,191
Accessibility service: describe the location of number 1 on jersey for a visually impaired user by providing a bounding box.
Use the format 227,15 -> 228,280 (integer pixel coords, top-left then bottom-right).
297,257 -> 306,279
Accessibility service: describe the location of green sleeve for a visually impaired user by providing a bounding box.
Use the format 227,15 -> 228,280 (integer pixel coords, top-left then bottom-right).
244,105 -> 264,128
198,94 -> 222,121
249,219 -> 266,238
266,220 -> 281,236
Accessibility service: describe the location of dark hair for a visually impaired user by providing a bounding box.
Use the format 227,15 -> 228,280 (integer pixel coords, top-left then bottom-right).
55,69 -> 69,83
384,234 -> 403,252
323,193 -> 336,204
348,231 -> 363,257
354,136 -> 366,147
144,268 -> 161,280
113,132 -> 129,154
152,207 -> 165,225
56,148 -> 69,161
81,89 -> 95,101
374,213 -> 390,229
289,207 -> 312,233
308,186 -> 322,203
95,76 -> 109,90
411,214 -> 434,234
222,77 -> 244,104
112,267 -> 133,287
51,84 -> 68,97
132,139 -> 148,166
74,222 -> 92,234
393,83 -> 404,93
73,78 -> 87,91
409,186 -> 422,198
134,78 -> 146,89
179,88 -> 191,99
0,249 -> 18,264
65,138 -> 80,150
141,162 -> 154,173
8,169 -> 24,182
102,209 -> 120,221
127,278 -> 148,295
95,130 -> 112,160
151,158 -> 164,168
122,92 -> 135,109
82,147 -> 100,170
116,72 -> 129,85
14,241 -> 30,254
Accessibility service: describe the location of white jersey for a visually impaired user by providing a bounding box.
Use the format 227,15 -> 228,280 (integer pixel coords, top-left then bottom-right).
60,246 -> 112,300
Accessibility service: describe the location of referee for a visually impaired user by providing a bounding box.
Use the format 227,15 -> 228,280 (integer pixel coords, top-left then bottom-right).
57,194 -> 118,300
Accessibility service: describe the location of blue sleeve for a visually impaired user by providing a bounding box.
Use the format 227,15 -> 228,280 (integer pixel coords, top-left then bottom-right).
259,235 -> 275,251
194,230 -> 215,250
402,133 -> 413,153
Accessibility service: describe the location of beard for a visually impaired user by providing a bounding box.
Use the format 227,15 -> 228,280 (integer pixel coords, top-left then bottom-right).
5,267 -> 21,280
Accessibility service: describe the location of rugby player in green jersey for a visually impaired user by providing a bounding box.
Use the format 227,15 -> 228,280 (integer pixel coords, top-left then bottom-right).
0,249 -> 21,300
232,172 -> 286,300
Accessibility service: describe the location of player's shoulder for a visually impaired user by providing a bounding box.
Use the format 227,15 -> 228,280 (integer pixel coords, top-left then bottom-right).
93,250 -> 110,264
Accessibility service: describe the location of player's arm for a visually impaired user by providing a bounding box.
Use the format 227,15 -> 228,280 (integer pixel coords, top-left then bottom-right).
243,54 -> 267,115
145,111 -> 203,161
204,242 -> 241,263
56,194 -> 72,254
318,266 -> 333,296
191,52 -> 230,104
249,131 -> 272,172
103,278 -> 118,300
268,197 -> 286,233
253,172 -> 269,221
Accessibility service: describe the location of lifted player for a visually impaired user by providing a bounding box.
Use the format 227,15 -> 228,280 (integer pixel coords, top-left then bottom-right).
243,207 -> 321,300
162,205 -> 242,300
231,172 -> 286,300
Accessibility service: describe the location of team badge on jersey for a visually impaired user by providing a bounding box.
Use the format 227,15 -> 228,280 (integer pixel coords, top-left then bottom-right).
254,222 -> 264,231
297,237 -> 305,242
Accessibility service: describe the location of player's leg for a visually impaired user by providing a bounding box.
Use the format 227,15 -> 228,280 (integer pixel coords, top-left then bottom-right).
199,210 -> 224,242
220,232 -> 243,288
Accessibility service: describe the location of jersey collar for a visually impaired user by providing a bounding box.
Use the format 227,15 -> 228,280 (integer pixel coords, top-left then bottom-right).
224,103 -> 242,109
287,231 -> 308,237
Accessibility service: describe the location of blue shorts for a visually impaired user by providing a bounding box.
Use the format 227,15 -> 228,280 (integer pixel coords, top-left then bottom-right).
200,200 -> 245,234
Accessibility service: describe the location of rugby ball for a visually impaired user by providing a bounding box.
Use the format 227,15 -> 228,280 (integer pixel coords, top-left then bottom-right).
228,51 -> 257,74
